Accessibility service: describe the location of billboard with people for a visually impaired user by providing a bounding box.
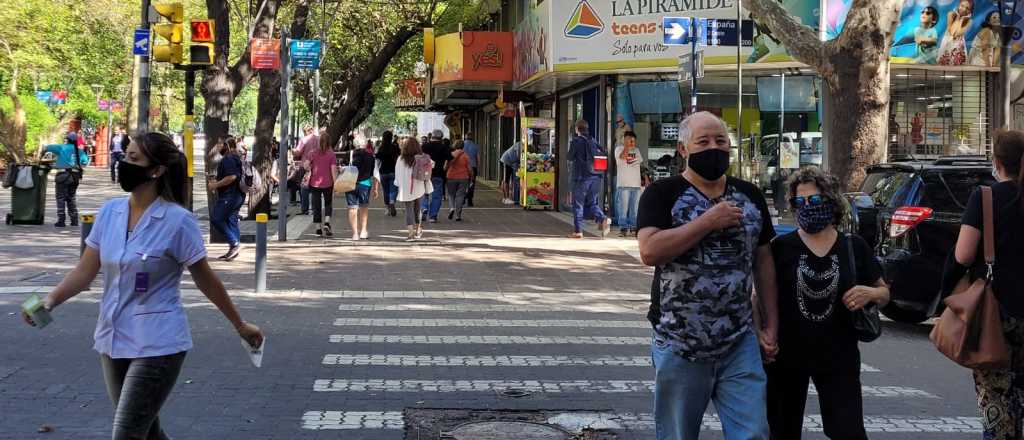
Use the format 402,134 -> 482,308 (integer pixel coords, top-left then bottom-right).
826,0 -> 1024,67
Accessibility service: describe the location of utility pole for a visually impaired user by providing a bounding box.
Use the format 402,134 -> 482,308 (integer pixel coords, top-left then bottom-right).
314,0 -> 325,133
278,29 -> 291,242
137,0 -> 152,134
998,0 -> 1021,130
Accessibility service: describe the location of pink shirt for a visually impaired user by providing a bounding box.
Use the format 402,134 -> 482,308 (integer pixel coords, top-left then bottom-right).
297,134 -> 320,165
307,148 -> 336,189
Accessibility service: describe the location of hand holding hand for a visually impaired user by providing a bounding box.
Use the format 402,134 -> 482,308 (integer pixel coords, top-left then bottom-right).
758,328 -> 779,363
702,202 -> 743,231
237,322 -> 264,349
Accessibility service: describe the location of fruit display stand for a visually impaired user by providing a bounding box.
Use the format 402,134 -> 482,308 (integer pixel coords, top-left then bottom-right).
519,117 -> 556,210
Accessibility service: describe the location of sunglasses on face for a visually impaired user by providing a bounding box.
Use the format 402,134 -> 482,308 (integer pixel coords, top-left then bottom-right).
790,194 -> 829,208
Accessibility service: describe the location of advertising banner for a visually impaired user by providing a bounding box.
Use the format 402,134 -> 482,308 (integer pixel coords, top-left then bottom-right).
433,32 -> 514,84
826,0 -> 1024,66
395,78 -> 426,109
514,1 -> 551,86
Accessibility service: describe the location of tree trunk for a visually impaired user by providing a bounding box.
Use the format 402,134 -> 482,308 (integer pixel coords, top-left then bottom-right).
741,0 -> 901,189
0,40 -> 26,165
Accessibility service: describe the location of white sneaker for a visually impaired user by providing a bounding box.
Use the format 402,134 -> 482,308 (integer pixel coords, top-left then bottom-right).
360,230 -> 368,239
351,234 -> 360,241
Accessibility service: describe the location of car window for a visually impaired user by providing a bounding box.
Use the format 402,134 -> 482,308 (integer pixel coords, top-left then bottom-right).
860,170 -> 913,207
919,171 -> 996,213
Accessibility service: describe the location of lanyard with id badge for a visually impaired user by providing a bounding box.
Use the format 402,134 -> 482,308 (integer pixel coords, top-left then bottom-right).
135,252 -> 153,300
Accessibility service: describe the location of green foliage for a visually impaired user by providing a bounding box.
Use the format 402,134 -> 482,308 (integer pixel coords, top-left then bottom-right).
0,94 -> 58,152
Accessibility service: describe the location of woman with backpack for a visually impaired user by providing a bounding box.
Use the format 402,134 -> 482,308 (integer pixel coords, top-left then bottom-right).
207,138 -> 246,261
395,137 -> 433,241
308,135 -> 338,237
23,132 -> 264,439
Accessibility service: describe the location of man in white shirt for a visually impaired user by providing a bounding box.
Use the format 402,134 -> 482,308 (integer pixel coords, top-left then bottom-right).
292,125 -> 319,215
614,131 -> 643,237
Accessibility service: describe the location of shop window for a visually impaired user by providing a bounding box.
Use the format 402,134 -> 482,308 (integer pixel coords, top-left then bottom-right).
889,69 -> 990,159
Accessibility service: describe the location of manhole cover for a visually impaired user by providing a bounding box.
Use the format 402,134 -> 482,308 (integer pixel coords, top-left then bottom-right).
441,421 -> 570,440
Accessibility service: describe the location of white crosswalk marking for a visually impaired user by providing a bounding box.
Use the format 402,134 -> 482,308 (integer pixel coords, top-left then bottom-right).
321,354 -> 652,367
333,318 -> 648,328
312,379 -> 934,397
302,411 -> 982,433
329,334 -> 650,345
337,303 -> 640,313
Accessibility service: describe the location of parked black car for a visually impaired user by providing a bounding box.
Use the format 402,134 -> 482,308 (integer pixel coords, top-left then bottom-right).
847,156 -> 995,324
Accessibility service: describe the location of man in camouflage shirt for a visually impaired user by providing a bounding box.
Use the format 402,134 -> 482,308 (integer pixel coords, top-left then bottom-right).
637,112 -> 779,440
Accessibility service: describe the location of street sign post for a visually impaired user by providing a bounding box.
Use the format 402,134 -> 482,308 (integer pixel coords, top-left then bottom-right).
289,39 -> 321,70
252,38 -> 281,70
133,28 -> 151,56
678,50 -> 705,83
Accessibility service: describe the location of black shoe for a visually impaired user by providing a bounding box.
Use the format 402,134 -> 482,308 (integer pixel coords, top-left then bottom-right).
324,223 -> 333,237
619,229 -> 629,237
316,228 -> 323,236
421,211 -> 428,221
388,205 -> 397,217
54,221 -> 66,228
224,245 -> 242,261
456,216 -> 463,222
448,210 -> 455,220
70,221 -> 79,227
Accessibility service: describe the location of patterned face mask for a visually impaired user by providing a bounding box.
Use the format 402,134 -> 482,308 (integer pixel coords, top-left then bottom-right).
796,202 -> 835,234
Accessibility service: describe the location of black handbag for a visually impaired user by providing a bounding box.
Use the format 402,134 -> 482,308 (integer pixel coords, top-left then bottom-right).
847,233 -> 882,342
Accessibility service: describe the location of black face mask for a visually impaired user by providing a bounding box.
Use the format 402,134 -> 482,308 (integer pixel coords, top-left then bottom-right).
118,161 -> 156,192
687,149 -> 730,181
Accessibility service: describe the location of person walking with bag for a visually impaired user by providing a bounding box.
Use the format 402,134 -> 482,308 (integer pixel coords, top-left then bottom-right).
346,142 -> 379,241
22,132 -> 264,440
395,137 -> 433,241
207,138 -> 246,260
942,129 -> 1024,439
376,131 -> 400,217
765,166 -> 889,440
445,140 -> 472,222
568,120 -> 611,238
308,135 -> 338,237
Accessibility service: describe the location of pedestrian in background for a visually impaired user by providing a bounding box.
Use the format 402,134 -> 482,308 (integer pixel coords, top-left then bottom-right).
22,132 -> 264,440
376,131 -> 400,217
637,112 -> 778,440
945,129 -> 1024,439
53,132 -> 84,228
109,126 -> 129,183
445,140 -> 472,222
568,119 -> 611,239
462,132 -> 480,207
499,141 -> 521,205
396,137 -> 433,240
207,138 -> 245,260
421,130 -> 452,222
614,131 -> 643,237
766,166 -> 888,440
308,135 -> 337,237
293,125 -> 319,215
347,141 -> 379,240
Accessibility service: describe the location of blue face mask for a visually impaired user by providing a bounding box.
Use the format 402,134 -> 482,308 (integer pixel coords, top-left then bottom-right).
796,202 -> 835,234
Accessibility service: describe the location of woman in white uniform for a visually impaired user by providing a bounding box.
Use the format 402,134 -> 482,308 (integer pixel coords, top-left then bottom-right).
23,132 -> 264,440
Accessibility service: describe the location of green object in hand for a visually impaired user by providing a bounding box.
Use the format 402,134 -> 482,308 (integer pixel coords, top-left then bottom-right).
22,294 -> 53,329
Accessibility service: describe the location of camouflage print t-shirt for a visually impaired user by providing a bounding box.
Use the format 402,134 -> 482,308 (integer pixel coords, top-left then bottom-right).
637,176 -> 775,362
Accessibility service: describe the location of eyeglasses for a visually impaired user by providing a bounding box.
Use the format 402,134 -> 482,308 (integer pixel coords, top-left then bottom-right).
790,194 -> 829,208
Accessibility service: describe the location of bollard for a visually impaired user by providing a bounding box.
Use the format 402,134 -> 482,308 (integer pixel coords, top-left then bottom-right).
255,213 -> 268,293
80,214 -> 95,256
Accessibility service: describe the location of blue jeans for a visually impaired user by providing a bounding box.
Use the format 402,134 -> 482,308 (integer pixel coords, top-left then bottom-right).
652,329 -> 769,440
380,173 -> 396,205
300,185 -> 311,214
572,176 -> 606,233
212,192 -> 244,246
615,187 -> 641,230
421,177 -> 445,219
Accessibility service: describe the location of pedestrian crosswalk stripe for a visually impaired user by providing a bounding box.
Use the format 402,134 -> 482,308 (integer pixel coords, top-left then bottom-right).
322,354 -> 652,367
332,318 -> 648,328
301,411 -> 980,432
312,379 -> 932,397
337,303 -> 640,313
330,334 -> 650,345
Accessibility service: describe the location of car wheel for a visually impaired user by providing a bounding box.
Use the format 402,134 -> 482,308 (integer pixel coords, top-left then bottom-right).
881,303 -> 929,324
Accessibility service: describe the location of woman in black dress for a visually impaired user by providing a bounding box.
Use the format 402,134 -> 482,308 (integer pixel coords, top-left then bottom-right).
766,166 -> 889,439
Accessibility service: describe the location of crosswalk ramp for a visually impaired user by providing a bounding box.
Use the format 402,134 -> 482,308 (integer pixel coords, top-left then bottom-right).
302,292 -> 982,437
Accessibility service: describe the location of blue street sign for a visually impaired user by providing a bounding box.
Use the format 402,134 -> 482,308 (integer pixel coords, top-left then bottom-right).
701,19 -> 754,47
663,17 -> 692,45
290,39 -> 321,70
133,28 -> 151,57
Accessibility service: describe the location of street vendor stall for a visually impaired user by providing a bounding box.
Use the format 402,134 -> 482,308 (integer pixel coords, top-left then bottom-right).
519,117 -> 556,210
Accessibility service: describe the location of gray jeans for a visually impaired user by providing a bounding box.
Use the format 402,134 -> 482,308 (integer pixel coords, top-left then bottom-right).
403,197 -> 422,226
101,351 -> 186,440
446,179 -> 469,218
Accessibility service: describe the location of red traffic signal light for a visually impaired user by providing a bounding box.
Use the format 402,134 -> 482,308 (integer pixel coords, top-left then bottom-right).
190,19 -> 215,43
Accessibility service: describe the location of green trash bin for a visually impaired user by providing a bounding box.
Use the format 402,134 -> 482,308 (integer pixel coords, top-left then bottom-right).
6,165 -> 51,225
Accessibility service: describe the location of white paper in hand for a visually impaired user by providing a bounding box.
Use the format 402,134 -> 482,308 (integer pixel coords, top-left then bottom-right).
241,336 -> 265,368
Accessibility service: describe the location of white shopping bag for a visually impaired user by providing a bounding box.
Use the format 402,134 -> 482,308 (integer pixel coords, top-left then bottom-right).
241,336 -> 265,368
14,166 -> 34,189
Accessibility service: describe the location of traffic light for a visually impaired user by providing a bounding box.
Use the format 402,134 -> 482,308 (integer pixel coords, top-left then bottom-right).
189,19 -> 215,65
152,3 -> 183,64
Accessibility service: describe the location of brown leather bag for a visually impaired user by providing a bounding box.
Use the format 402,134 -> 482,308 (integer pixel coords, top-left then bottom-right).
929,186 -> 1008,369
